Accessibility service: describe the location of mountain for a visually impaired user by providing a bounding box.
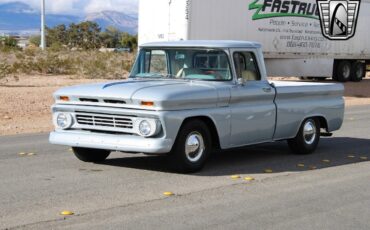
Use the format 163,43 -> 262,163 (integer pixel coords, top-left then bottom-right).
85,11 -> 138,34
0,1 -> 35,13
0,2 -> 138,35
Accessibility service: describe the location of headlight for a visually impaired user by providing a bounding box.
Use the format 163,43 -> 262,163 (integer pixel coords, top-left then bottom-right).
53,112 -> 73,130
139,120 -> 152,136
135,119 -> 160,137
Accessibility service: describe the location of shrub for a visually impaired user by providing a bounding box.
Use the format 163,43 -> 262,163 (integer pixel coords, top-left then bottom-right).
24,47 -> 38,57
0,63 -> 12,79
7,49 -> 135,78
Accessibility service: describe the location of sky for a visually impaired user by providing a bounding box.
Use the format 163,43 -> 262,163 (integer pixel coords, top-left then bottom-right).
0,0 -> 139,15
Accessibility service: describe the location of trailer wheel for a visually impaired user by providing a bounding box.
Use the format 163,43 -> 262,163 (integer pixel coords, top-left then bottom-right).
73,147 -> 111,163
168,119 -> 211,173
351,62 -> 365,82
336,61 -> 352,82
288,118 -> 320,155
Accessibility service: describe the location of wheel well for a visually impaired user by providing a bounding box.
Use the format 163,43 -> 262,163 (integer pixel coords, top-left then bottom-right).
315,116 -> 328,132
181,116 -> 221,150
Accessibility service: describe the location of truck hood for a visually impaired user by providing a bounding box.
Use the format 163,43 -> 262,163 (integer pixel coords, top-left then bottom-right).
54,79 -> 230,110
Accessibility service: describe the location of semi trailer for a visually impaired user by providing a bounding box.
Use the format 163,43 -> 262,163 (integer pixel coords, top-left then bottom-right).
138,0 -> 370,82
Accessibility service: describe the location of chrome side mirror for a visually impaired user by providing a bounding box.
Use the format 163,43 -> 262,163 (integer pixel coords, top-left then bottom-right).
237,78 -> 246,86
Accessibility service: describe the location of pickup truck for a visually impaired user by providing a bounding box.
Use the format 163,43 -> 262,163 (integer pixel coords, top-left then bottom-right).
49,40 -> 344,173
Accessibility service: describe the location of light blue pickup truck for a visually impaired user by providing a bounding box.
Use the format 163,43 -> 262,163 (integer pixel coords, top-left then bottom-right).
50,41 -> 344,173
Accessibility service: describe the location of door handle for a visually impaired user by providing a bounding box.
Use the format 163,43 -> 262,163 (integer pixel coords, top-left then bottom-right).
262,87 -> 272,93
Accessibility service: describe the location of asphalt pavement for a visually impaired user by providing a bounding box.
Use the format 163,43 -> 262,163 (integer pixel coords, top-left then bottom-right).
0,105 -> 369,230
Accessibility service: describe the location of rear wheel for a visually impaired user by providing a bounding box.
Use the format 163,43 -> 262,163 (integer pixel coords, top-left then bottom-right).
288,118 -> 320,155
336,61 -> 352,82
73,147 -> 111,163
351,62 -> 365,82
168,119 -> 212,173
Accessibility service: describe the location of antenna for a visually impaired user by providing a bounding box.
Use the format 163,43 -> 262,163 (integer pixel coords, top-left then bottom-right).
40,0 -> 46,50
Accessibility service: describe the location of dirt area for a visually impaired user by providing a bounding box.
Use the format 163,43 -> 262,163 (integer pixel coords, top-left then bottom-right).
0,75 -> 108,136
1,74 -> 370,136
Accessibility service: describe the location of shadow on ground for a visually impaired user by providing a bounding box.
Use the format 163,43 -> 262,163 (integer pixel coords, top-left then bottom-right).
101,137 -> 370,176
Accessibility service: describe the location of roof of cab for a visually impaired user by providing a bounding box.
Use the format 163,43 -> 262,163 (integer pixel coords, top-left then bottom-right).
140,40 -> 261,49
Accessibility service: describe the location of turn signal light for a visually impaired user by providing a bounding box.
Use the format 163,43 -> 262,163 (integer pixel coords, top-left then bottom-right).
141,101 -> 154,106
59,96 -> 70,101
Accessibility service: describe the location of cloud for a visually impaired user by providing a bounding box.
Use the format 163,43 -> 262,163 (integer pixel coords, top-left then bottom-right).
84,0 -> 138,14
0,0 -> 138,15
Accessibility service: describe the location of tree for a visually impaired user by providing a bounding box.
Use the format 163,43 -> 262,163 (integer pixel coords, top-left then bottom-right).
30,21 -> 136,50
77,21 -> 101,50
67,23 -> 80,48
120,33 -> 137,51
100,26 -> 120,48
1,37 -> 17,47
47,24 -> 67,47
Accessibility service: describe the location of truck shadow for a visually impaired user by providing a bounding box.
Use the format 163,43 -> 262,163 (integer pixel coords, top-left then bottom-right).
101,137 -> 370,176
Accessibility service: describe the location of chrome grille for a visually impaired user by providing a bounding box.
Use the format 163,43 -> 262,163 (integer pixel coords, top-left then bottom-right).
75,112 -> 134,130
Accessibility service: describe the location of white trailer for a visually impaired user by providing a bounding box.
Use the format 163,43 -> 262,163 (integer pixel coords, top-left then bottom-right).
138,0 -> 370,82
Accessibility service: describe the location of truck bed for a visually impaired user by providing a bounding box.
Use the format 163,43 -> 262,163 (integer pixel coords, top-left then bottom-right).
270,81 -> 344,140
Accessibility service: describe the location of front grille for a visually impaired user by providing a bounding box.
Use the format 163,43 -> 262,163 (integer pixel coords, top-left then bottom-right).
80,98 -> 99,103
78,98 -> 127,104
75,112 -> 134,130
103,99 -> 126,104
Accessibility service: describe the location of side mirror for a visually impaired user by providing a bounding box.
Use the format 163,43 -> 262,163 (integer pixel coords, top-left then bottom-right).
237,78 -> 246,86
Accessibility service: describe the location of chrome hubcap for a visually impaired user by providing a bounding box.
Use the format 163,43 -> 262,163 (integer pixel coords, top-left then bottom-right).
303,120 -> 317,145
185,132 -> 205,162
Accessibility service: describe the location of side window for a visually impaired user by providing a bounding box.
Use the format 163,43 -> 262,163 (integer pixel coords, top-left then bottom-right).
233,52 -> 261,81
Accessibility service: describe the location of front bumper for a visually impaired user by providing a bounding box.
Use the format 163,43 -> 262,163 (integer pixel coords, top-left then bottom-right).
49,131 -> 173,154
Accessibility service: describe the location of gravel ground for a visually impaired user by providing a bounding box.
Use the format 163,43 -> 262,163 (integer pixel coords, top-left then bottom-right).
0,74 -> 369,136
0,75 -> 107,136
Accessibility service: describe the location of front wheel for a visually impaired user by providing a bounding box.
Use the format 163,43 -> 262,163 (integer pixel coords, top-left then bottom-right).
72,147 -> 111,163
288,118 -> 320,155
168,119 -> 212,173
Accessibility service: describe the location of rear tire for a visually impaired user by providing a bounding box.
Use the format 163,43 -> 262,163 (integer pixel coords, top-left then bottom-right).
73,147 -> 111,163
351,62 -> 365,82
336,61 -> 352,82
288,118 -> 320,155
168,119 -> 212,173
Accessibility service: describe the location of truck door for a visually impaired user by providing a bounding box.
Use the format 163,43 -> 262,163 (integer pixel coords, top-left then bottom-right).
229,50 -> 276,147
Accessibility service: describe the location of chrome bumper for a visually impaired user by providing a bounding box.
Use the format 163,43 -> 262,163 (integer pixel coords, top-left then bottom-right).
49,131 -> 173,154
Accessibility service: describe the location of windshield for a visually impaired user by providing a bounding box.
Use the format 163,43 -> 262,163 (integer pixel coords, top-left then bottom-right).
130,48 -> 232,81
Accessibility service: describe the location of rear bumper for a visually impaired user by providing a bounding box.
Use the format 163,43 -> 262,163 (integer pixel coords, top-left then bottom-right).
49,131 -> 173,154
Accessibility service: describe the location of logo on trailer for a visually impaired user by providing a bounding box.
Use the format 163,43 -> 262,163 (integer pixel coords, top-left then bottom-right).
317,0 -> 360,40
248,0 -> 320,20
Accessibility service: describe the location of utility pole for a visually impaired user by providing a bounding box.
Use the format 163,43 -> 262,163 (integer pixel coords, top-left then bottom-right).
40,0 -> 46,50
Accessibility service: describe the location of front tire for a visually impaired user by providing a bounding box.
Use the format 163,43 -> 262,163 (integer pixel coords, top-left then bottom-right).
72,147 -> 111,163
288,118 -> 320,155
168,119 -> 212,173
